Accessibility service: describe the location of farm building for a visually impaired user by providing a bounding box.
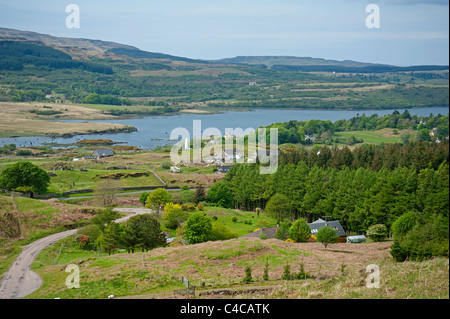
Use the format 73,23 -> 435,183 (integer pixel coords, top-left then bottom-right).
91,149 -> 114,159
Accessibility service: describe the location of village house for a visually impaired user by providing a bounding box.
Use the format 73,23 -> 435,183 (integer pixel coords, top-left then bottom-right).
308,218 -> 347,243
91,149 -> 115,159
241,218 -> 347,243
215,148 -> 242,163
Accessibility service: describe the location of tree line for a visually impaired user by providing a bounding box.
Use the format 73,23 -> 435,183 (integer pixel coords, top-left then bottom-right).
271,64 -> 449,73
205,139 -> 449,260
207,141 -> 448,228
261,110 -> 449,145
78,209 -> 166,254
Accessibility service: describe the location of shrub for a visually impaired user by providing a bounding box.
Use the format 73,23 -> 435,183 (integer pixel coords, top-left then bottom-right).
231,216 -> 238,223
161,162 -> 171,169
163,203 -> 188,230
77,234 -> 90,250
77,224 -> 101,243
139,192 -> 149,206
390,215 -> 449,262
243,266 -> 252,283
184,213 -> 213,244
391,212 -> 417,239
316,226 -> 338,249
197,204 -> 204,211
257,219 -> 271,229
367,224 -> 388,242
389,240 -> 408,262
187,205 -> 196,212
16,150 -> 33,156
289,218 -> 311,243
297,263 -> 313,279
181,190 -> 195,203
275,221 -> 291,240
263,262 -> 269,281
259,232 -> 268,240
396,216 -> 448,261
211,220 -> 237,240
282,264 -> 291,280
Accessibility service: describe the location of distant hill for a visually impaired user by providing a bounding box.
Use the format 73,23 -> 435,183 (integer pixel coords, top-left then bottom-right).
214,56 -> 381,68
106,47 -> 209,64
0,27 -> 137,59
215,56 -> 449,73
0,27 -> 206,64
2,27 -> 447,72
0,27 -> 448,111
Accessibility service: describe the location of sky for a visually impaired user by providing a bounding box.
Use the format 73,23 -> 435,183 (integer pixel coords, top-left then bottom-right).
0,0 -> 448,66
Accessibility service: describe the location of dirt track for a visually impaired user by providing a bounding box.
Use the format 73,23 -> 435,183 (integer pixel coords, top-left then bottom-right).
0,229 -> 77,299
0,208 -> 152,299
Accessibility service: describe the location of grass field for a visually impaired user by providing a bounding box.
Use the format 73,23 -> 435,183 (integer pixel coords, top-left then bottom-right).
334,128 -> 405,145
202,206 -> 277,237
47,169 -> 162,193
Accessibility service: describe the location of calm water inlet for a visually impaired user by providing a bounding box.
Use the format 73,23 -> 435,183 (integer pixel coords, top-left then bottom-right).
1,107 -> 448,149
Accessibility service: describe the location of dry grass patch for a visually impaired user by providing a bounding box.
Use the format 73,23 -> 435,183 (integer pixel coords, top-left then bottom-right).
0,102 -> 132,138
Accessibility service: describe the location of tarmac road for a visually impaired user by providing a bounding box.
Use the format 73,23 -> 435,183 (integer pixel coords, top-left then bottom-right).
0,208 -> 153,299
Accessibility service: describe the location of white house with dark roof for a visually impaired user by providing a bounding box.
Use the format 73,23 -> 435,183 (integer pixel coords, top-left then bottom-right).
241,218 -> 347,242
308,218 -> 346,242
91,149 -> 114,159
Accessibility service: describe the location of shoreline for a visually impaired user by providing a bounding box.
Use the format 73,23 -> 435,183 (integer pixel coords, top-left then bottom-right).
0,103 -> 448,142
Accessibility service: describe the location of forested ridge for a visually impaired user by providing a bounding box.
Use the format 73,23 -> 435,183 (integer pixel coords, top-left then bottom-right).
209,139 -> 448,231
0,41 -> 113,74
0,40 -> 448,113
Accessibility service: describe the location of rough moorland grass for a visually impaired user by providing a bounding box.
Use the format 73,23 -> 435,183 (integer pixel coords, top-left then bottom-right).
28,236 -> 449,299
0,195 -> 98,278
261,257 -> 449,299
29,236 -> 185,299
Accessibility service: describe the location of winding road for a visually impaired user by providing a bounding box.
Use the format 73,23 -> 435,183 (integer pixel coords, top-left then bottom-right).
0,208 -> 153,299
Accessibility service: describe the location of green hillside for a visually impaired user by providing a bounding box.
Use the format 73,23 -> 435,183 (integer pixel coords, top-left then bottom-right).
0,28 -> 448,113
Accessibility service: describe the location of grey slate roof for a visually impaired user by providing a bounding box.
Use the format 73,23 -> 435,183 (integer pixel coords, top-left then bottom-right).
241,219 -> 346,239
308,219 -> 346,237
92,149 -> 114,158
241,227 -> 278,238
